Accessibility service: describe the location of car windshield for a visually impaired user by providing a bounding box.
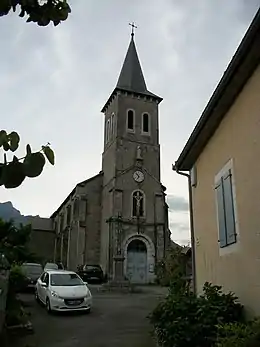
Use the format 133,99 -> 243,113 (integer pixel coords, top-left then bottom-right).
22,264 -> 43,275
50,273 -> 84,286
45,263 -> 58,270
84,265 -> 100,271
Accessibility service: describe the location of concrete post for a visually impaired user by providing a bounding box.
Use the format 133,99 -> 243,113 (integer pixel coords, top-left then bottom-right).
113,256 -> 125,282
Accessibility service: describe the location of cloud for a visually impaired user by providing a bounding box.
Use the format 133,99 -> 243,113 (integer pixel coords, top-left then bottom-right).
0,0 -> 258,220
169,220 -> 190,246
170,222 -> 189,233
167,195 -> 189,212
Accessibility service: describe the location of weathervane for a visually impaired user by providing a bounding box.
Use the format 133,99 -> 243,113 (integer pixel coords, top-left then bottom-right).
129,22 -> 137,37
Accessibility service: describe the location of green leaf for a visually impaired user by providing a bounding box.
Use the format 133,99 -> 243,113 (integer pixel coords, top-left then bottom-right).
8,131 -> 20,152
3,141 -> 10,151
2,160 -> 26,189
0,130 -> 7,147
58,9 -> 69,21
38,17 -> 51,26
19,8 -> 25,18
23,152 -> 46,178
53,19 -> 60,26
42,146 -> 55,165
0,164 -> 4,186
26,144 -> 32,156
12,155 -> 19,163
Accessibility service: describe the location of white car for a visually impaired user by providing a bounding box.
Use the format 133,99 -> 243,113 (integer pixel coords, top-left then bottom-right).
35,270 -> 92,313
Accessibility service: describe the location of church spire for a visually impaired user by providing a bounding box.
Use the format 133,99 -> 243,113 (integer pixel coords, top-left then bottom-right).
116,24 -> 148,94
101,25 -> 162,113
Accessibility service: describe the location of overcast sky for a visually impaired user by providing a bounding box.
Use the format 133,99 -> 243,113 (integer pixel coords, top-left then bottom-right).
0,1 -> 258,245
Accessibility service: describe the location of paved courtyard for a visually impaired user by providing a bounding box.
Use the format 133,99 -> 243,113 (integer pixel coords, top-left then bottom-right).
7,285 -> 167,347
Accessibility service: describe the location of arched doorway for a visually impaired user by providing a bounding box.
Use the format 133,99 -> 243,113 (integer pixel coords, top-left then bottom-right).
126,239 -> 147,283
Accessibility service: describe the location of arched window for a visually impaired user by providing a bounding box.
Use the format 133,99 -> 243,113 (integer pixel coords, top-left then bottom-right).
111,113 -> 115,137
66,204 -> 71,225
59,214 -> 64,233
73,199 -> 79,219
142,113 -> 149,133
132,190 -> 145,217
106,119 -> 110,142
104,122 -> 107,144
127,109 -> 134,131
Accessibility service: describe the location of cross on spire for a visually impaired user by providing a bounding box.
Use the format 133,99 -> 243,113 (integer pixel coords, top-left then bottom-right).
129,22 -> 137,37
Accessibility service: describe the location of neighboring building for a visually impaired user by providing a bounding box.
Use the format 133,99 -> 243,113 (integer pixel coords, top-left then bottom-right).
51,31 -> 171,284
0,202 -> 55,264
174,9 -> 260,315
27,217 -> 55,263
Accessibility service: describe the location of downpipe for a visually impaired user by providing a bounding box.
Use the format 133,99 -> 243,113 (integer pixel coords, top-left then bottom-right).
172,164 -> 197,294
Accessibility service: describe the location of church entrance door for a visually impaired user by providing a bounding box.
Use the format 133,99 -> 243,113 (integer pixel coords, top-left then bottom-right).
126,239 -> 147,284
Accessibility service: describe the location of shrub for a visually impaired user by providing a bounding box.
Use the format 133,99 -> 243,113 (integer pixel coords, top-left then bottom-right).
150,282 -> 244,347
216,319 -> 260,347
5,265 -> 28,327
155,246 -> 188,287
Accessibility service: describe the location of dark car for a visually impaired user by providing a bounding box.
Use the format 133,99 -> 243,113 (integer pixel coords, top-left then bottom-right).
21,262 -> 44,290
77,264 -> 106,283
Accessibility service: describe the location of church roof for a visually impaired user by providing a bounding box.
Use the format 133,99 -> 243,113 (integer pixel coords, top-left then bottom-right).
101,34 -> 162,112
50,172 -> 103,219
116,36 -> 151,95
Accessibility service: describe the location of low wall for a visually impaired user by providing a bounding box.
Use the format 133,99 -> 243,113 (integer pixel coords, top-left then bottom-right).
0,270 -> 9,336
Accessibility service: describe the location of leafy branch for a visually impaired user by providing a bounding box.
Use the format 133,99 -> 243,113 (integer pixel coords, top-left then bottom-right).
0,130 -> 55,189
0,0 -> 71,26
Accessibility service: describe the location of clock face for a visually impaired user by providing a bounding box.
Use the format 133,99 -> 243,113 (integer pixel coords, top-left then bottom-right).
133,170 -> 145,183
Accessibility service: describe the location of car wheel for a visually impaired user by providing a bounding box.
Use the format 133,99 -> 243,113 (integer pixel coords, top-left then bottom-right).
46,298 -> 52,314
85,308 -> 91,314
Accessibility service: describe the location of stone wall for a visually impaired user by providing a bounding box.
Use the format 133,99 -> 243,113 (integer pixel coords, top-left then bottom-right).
28,217 -> 55,263
0,269 -> 9,336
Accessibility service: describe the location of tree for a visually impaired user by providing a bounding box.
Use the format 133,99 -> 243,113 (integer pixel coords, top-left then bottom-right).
155,245 -> 189,288
0,218 -> 39,264
0,218 -> 40,327
0,130 -> 55,188
0,2 -> 71,189
0,0 -> 71,26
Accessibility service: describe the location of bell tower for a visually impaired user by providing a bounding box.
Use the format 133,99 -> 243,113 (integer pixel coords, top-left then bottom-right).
100,26 -> 170,283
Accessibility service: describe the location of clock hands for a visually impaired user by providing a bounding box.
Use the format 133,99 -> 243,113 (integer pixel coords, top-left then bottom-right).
133,170 -> 144,183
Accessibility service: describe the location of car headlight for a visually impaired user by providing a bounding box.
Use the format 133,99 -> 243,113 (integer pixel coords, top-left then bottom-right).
85,289 -> 91,298
51,291 -> 60,298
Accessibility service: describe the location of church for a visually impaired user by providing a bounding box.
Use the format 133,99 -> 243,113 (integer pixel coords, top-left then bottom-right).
50,30 -> 171,284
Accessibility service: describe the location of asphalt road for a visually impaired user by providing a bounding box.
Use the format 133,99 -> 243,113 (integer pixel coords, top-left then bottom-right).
7,285 -> 167,347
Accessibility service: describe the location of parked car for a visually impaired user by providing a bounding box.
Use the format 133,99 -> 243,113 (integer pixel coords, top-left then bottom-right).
57,262 -> 64,270
77,264 -> 106,283
35,269 -> 92,313
21,262 -> 43,290
44,262 -> 58,271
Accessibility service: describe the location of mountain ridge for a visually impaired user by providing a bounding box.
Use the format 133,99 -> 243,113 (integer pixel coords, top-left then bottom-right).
0,201 -> 40,224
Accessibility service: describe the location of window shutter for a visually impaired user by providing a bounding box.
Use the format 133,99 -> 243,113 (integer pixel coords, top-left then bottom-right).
215,179 -> 227,248
223,170 -> 236,245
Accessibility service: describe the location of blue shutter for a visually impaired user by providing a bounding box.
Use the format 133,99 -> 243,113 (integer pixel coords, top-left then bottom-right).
215,179 -> 227,248
223,170 -> 236,245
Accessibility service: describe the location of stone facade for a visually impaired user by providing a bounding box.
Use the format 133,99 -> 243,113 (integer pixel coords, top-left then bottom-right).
28,217 -> 55,263
46,34 -> 170,283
